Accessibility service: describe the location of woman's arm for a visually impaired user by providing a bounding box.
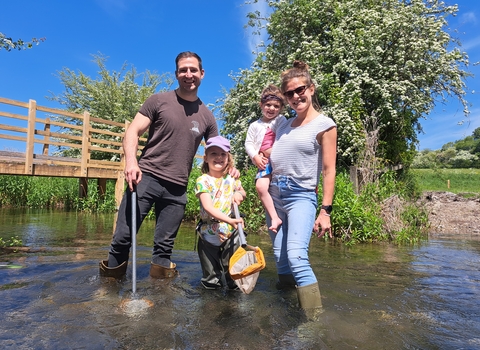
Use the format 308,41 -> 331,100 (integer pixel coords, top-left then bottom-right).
314,126 -> 337,238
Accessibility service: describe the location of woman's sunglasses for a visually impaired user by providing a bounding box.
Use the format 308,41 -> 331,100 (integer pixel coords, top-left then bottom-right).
283,85 -> 310,99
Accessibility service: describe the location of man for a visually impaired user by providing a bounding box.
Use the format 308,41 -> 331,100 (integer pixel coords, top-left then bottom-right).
100,51 -> 229,279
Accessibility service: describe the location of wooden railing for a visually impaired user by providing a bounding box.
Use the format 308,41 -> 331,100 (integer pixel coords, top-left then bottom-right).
0,97 -> 208,209
0,97 -> 139,208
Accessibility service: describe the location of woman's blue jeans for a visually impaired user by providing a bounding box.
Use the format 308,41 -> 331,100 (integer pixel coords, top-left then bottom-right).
267,175 -> 318,287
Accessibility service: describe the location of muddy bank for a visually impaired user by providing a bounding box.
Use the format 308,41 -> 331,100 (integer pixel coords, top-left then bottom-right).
421,191 -> 480,235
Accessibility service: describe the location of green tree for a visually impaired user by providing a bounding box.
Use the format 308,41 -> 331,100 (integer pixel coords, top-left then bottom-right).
449,150 -> 478,168
473,127 -> 480,140
219,0 -> 470,171
1,32 -> 45,51
454,135 -> 476,152
472,127 -> 480,157
48,53 -> 174,158
436,146 -> 456,167
411,149 -> 438,169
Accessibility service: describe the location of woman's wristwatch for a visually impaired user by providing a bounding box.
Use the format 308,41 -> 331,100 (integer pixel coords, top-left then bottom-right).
321,205 -> 333,215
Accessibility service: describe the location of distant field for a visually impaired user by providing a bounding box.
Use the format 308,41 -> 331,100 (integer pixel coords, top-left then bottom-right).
411,168 -> 480,194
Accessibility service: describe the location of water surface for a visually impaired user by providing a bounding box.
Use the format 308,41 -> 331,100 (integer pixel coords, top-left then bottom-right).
1,209 -> 479,349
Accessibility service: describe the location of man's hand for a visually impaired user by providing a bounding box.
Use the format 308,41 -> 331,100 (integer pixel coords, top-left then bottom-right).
228,167 -> 241,179
124,162 -> 142,191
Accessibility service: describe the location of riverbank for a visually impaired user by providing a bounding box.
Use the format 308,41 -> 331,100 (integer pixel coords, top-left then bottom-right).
421,191 -> 480,235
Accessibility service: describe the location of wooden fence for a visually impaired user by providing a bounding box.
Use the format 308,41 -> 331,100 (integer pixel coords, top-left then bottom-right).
0,97 -> 142,208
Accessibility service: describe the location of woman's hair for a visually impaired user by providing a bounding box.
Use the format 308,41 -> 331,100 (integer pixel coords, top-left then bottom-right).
260,84 -> 285,107
201,151 -> 235,176
280,60 -> 322,111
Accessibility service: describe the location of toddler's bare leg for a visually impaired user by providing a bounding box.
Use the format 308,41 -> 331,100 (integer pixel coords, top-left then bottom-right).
256,176 -> 282,232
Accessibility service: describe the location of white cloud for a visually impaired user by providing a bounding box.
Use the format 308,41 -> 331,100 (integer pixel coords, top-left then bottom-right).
461,35 -> 480,51
239,0 -> 271,60
94,0 -> 128,18
460,12 -> 477,25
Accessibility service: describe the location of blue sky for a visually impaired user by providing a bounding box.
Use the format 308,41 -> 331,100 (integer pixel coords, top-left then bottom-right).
1,0 -> 479,151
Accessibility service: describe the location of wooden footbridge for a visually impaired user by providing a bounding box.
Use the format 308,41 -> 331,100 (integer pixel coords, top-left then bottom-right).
0,97 -> 140,208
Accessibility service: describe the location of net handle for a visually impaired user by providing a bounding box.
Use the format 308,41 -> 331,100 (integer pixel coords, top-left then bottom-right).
233,203 -> 247,248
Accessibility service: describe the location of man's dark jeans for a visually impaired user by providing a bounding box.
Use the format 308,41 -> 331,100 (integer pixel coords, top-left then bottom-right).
107,173 -> 187,268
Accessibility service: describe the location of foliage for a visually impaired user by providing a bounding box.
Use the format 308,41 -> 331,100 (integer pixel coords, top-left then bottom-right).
0,175 -> 115,212
73,180 -> 117,213
0,236 -> 22,249
0,167 -> 433,245
219,0 -> 470,169
327,169 -> 429,244
47,53 -> 174,159
184,162 -> 202,221
328,171 -> 386,244
0,32 -> 45,51
395,204 -> 430,244
450,150 -> 479,168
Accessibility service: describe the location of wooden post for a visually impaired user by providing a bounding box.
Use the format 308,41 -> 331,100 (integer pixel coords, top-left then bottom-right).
81,111 -> 90,178
97,178 -> 107,199
42,117 -> 51,155
114,120 -> 129,210
350,165 -> 359,194
79,177 -> 88,198
447,179 -> 450,189
115,171 -> 125,210
25,99 -> 36,174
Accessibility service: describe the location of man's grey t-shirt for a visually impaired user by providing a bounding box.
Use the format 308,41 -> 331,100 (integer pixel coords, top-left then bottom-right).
137,90 -> 218,187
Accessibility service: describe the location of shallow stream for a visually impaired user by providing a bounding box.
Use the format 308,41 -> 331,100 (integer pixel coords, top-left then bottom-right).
1,209 -> 479,349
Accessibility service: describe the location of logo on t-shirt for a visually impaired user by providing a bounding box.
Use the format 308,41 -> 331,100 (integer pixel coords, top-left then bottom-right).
191,121 -> 200,134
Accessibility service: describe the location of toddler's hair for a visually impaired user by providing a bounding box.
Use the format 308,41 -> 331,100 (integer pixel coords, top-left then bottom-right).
260,84 -> 285,107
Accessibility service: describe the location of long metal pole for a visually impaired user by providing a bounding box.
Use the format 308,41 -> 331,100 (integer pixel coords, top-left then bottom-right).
131,188 -> 137,294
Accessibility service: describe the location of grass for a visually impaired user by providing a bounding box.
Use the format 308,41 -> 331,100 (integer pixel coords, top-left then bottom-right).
411,168 -> 480,195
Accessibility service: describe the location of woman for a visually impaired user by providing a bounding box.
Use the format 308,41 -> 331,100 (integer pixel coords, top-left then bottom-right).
268,61 -> 337,314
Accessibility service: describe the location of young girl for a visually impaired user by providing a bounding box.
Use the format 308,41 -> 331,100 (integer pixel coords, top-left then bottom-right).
245,85 -> 287,233
195,135 -> 246,290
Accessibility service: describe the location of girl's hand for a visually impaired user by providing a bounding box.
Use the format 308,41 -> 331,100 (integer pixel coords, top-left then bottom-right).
233,191 -> 245,205
230,217 -> 245,230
